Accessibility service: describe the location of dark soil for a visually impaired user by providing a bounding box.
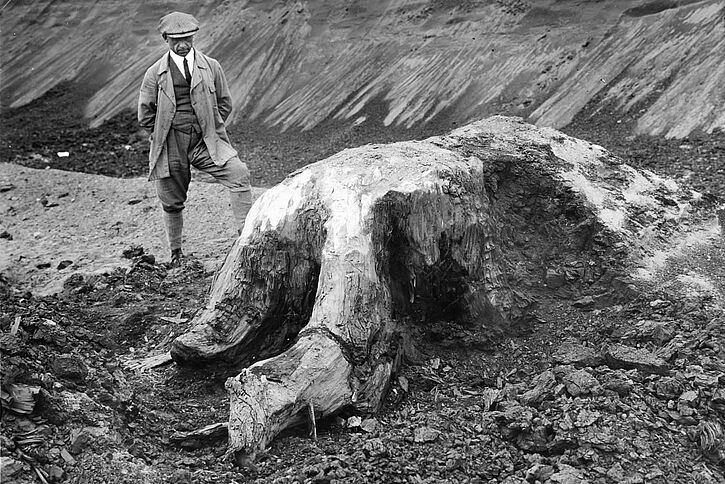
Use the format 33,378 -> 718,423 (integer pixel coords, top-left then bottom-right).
0,84 -> 147,179
2,240 -> 724,483
0,82 -> 454,188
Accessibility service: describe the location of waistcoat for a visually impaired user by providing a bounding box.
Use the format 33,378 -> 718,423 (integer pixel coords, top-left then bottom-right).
169,56 -> 193,115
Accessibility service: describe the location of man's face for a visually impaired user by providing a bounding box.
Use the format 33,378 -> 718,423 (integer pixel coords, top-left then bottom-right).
166,35 -> 194,56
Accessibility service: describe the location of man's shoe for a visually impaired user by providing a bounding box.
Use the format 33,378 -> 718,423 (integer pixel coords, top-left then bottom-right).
170,248 -> 183,267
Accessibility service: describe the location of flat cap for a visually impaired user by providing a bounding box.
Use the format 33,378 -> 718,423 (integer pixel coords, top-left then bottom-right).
158,12 -> 199,38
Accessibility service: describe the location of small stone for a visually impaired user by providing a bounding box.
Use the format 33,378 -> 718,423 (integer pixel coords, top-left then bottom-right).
562,369 -> 601,397
521,370 -> 557,405
0,435 -> 16,451
70,429 -> 94,454
645,468 -> 664,480
553,342 -> 604,368
122,246 -> 144,259
169,469 -> 192,483
346,416 -> 362,429
398,376 -> 409,392
549,464 -> 588,484
574,408 -> 600,427
362,437 -> 387,457
360,417 -> 379,433
545,268 -> 566,288
57,260 -> 73,270
636,320 -> 674,345
605,344 -> 669,375
51,355 -> 89,382
413,426 -> 440,443
679,390 -> 698,405
607,463 -> 626,481
653,377 -> 683,400
139,254 -> 155,265
572,296 -> 595,309
649,299 -> 670,309
525,463 -> 555,482
606,462 -> 644,483
60,448 -> 76,465
1,456 -> 24,477
46,464 -> 64,481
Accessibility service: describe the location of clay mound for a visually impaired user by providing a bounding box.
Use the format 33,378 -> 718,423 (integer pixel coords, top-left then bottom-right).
2,0 -> 723,137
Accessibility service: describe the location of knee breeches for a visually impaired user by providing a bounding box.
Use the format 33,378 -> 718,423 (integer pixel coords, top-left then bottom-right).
155,126 -> 250,213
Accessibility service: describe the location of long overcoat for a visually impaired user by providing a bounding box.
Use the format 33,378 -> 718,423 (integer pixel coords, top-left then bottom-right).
138,50 -> 238,180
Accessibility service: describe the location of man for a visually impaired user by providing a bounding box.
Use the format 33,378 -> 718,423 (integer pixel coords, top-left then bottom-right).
138,11 -> 252,267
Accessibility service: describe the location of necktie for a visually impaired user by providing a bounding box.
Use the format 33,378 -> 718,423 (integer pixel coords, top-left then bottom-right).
183,58 -> 191,85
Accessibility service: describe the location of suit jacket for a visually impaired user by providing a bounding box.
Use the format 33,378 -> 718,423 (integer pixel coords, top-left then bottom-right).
138,49 -> 238,180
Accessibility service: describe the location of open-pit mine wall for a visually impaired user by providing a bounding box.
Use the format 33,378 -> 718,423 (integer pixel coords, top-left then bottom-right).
2,0 -> 723,138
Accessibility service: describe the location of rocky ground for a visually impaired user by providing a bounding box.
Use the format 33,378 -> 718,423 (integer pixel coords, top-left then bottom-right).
1,90 -> 725,483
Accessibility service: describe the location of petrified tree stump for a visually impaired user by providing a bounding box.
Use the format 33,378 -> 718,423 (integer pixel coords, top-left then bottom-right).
171,116 -> 691,461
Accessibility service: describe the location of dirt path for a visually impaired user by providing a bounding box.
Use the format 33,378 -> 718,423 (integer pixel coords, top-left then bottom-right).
0,163 -> 264,295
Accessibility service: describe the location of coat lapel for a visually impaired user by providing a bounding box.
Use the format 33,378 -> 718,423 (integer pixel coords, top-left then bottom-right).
157,54 -> 176,105
191,50 -> 208,91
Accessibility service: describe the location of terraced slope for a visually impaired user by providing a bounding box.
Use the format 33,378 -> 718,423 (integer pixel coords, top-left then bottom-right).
2,0 -> 723,137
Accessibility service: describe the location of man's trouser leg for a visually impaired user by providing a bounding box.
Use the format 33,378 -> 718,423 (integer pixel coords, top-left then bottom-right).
229,189 -> 252,234
156,129 -> 192,253
189,141 -> 252,234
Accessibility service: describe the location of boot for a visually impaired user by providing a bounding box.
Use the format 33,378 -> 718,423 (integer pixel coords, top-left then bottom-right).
170,248 -> 184,267
163,210 -> 184,263
229,190 -> 252,235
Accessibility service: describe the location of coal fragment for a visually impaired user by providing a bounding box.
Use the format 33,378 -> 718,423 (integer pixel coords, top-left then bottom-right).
605,344 -> 669,375
51,355 -> 89,382
123,246 -> 144,259
553,342 -> 604,368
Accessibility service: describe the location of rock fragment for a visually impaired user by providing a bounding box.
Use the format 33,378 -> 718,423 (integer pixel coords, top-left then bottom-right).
604,344 -> 669,375
362,437 -> 388,457
51,355 -> 89,383
606,462 -> 644,483
346,416 -> 362,429
413,426 -> 440,443
47,464 -> 65,481
549,464 -> 588,483
525,463 -> 555,483
60,448 -> 76,465
653,377 -> 683,400
0,456 -> 24,477
553,342 -> 604,368
545,268 -> 566,288
521,370 -> 557,405
122,246 -> 144,259
562,369 -> 601,397
69,428 -> 98,454
572,296 -> 595,309
360,417 -> 379,434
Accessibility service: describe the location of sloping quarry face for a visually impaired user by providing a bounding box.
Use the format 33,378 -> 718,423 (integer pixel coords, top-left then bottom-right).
2,0 -> 723,138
